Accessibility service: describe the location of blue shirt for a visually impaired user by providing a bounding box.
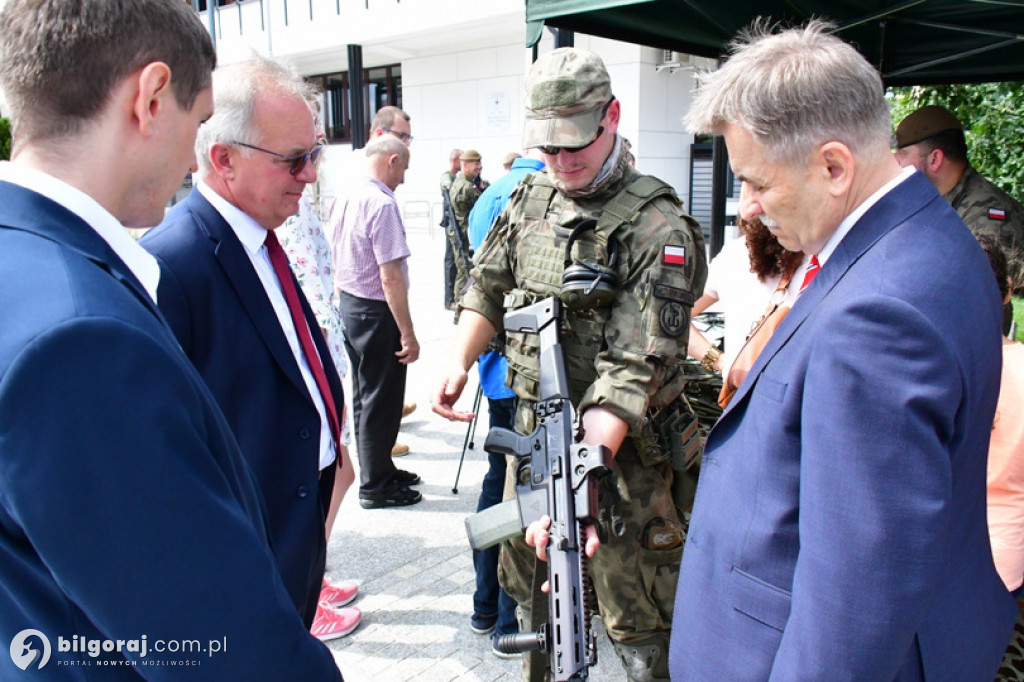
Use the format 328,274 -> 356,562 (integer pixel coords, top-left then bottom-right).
467,157 -> 546,400
468,157 -> 546,251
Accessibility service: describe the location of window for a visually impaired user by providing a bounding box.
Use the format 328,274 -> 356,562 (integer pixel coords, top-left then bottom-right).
309,64 -> 402,144
191,0 -> 236,11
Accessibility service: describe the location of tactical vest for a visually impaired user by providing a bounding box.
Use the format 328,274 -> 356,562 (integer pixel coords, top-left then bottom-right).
502,172 -> 681,405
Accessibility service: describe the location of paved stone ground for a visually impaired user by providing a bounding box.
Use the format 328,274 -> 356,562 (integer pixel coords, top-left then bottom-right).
321,224 -> 622,681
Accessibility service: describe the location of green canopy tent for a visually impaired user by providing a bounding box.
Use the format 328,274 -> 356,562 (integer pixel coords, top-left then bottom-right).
526,0 -> 1024,86
524,0 -> 1024,251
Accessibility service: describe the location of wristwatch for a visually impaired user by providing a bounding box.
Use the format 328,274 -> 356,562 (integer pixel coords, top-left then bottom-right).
700,346 -> 722,373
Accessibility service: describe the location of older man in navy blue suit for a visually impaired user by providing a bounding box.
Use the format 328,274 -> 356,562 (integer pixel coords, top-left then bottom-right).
670,22 -> 1016,680
142,57 -> 358,641
0,1 -> 342,678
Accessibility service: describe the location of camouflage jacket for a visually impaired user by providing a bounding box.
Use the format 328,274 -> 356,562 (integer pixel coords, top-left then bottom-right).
439,171 -> 456,192
946,164 -> 1024,254
449,172 -> 485,242
462,143 -> 707,433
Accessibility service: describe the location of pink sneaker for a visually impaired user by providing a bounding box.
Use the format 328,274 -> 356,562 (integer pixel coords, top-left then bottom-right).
320,578 -> 358,607
311,602 -> 361,641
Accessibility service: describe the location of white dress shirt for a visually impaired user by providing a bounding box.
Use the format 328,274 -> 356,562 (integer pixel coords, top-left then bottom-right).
817,166 -> 915,265
197,182 -> 336,470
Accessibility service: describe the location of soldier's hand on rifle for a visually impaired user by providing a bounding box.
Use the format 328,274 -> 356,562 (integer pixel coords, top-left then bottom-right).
525,514 -> 602,569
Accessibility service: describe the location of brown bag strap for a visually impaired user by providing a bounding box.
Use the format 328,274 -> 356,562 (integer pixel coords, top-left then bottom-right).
717,266 -> 799,409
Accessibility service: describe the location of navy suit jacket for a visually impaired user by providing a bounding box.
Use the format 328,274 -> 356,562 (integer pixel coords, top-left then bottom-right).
0,181 -> 341,679
670,172 -> 1016,680
142,188 -> 343,623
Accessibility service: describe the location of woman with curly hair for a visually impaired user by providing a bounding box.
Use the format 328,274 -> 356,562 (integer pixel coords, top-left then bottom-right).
688,217 -> 807,378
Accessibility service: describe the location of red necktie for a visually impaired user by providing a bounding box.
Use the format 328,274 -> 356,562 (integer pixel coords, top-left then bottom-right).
800,255 -> 821,292
264,229 -> 341,453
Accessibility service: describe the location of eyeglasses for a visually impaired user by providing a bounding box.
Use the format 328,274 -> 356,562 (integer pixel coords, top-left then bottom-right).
537,127 -> 604,156
232,141 -> 324,176
381,127 -> 413,143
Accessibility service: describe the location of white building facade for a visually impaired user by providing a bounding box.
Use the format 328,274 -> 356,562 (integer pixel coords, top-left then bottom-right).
199,0 -> 713,232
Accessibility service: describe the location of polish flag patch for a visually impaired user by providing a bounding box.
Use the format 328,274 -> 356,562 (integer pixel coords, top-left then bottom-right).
989,207 -> 1007,221
663,245 -> 686,266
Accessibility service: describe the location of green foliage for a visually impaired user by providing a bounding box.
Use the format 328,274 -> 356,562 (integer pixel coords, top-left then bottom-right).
887,83 -> 1024,202
0,118 -> 10,161
1015,296 -> 1024,342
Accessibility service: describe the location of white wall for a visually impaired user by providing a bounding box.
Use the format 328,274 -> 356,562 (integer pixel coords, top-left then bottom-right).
201,0 -> 705,226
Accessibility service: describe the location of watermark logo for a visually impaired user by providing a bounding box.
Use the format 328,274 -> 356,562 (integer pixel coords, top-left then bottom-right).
10,629 -> 51,671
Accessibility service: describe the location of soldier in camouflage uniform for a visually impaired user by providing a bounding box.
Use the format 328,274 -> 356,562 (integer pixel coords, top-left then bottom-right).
894,106 -> 1024,317
432,48 -> 707,681
440,148 -> 462,192
442,149 -> 464,310
448,149 -> 489,301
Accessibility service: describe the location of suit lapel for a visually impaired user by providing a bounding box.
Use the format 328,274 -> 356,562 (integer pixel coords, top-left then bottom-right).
0,181 -> 169,326
184,190 -> 312,401
719,172 -> 940,418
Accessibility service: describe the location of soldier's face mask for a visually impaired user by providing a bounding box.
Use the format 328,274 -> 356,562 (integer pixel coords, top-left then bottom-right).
560,219 -> 620,310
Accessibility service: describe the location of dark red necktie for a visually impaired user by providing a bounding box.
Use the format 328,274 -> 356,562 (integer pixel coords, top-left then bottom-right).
264,229 -> 341,453
800,255 -> 821,292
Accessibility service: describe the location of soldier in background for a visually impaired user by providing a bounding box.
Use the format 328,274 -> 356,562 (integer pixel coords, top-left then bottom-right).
442,148 -> 463,310
441,148 -> 462,191
432,48 -> 706,681
502,151 -> 522,172
448,149 -> 489,303
894,105 -> 1024,331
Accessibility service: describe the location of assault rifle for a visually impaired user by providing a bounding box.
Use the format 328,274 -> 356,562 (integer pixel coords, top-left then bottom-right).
480,297 -> 611,681
441,186 -> 473,278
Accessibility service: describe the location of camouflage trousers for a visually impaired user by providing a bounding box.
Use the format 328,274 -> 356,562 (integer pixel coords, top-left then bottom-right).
497,438 -> 684,681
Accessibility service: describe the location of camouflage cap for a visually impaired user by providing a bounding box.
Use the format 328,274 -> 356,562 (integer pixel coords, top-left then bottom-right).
894,105 -> 963,149
460,149 -> 481,162
522,48 -> 612,150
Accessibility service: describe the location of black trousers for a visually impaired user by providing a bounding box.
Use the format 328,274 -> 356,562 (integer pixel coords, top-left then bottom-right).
298,461 -> 337,626
337,291 -> 406,494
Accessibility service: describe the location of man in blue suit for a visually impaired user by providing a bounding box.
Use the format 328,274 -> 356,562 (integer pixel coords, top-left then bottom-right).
670,21 -> 1016,680
142,57 -> 358,640
0,0 -> 342,678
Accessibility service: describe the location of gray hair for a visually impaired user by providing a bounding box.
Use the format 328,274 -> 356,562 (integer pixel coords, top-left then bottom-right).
369,105 -> 410,134
365,135 -> 409,162
685,20 -> 892,166
0,0 -> 215,148
195,55 -> 316,174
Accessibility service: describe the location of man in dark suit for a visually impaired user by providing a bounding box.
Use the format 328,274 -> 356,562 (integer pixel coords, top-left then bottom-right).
669,21 -> 1016,680
0,1 -> 342,678
142,57 -> 358,640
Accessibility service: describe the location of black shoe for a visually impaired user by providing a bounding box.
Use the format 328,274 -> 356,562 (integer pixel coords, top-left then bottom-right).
491,634 -> 521,659
359,485 -> 422,509
392,469 -> 421,486
470,613 -> 497,635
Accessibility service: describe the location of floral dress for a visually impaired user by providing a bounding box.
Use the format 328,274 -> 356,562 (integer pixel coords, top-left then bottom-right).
278,191 -> 352,445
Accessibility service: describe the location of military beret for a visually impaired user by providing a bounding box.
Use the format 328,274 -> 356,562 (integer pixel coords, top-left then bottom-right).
459,149 -> 481,162
522,48 -> 612,151
894,105 -> 963,149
